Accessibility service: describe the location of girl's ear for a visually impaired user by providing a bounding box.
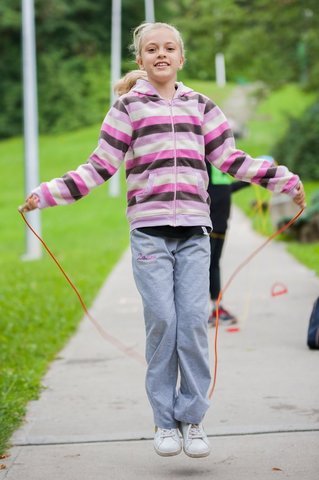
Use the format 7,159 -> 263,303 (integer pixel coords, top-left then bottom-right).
179,56 -> 185,70
136,56 -> 144,70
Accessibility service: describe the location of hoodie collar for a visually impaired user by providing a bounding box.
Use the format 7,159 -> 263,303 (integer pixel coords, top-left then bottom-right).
131,79 -> 193,99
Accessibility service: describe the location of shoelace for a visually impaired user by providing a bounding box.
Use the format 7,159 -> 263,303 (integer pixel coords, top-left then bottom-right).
188,424 -> 203,439
159,428 -> 177,438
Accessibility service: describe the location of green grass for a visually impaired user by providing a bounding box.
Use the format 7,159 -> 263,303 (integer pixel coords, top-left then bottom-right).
233,84 -> 319,276
186,80 -> 236,106
236,83 -> 316,157
0,126 -> 129,454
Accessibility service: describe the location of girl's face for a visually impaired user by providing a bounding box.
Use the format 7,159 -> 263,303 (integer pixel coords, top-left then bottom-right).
137,27 -> 184,86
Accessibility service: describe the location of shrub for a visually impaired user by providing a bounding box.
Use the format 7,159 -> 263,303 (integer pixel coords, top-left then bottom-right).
272,100 -> 319,180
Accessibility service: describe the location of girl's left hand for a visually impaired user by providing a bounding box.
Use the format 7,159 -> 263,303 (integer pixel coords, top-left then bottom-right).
293,182 -> 306,209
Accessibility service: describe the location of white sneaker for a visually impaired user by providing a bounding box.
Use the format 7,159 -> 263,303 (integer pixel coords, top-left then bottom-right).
180,422 -> 211,458
154,427 -> 182,457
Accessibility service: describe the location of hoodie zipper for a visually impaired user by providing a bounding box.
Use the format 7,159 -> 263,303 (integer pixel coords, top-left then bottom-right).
169,99 -> 177,226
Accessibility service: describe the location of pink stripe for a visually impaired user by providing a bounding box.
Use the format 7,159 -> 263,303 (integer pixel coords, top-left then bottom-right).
132,115 -> 171,130
85,163 -> 106,185
41,183 -> 57,206
208,141 -> 238,168
101,123 -> 131,144
173,115 -> 201,125
90,154 -> 117,175
251,160 -> 274,183
204,105 -> 222,122
282,175 -> 299,193
68,171 -> 90,196
127,201 -> 171,215
204,121 -> 229,144
98,138 -> 126,159
126,150 -> 174,170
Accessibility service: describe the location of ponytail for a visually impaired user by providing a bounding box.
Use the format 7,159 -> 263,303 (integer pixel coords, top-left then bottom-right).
114,69 -> 148,96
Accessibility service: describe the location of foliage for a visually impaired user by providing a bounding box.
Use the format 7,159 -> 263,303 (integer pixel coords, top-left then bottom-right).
1,0 -> 319,139
272,99 -> 319,180
165,0 -> 319,89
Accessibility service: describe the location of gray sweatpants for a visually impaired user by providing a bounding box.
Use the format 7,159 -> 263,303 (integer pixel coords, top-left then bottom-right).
130,230 -> 211,429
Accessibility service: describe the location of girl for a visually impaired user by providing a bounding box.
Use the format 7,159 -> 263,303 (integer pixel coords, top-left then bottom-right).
22,22 -> 306,459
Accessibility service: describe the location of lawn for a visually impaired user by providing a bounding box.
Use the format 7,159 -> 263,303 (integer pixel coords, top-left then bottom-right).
0,126 -> 129,454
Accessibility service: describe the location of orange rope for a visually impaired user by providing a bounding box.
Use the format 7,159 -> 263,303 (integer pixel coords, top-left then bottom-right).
208,207 -> 304,399
18,210 -> 146,366
18,207 -> 304,396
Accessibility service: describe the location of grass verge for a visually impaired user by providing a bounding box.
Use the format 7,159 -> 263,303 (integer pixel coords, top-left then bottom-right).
233,84 -> 319,276
0,126 -> 129,454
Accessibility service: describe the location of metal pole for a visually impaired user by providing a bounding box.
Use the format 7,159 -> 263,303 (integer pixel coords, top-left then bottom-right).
145,0 -> 155,22
109,0 -> 121,197
22,0 -> 42,259
215,53 -> 226,87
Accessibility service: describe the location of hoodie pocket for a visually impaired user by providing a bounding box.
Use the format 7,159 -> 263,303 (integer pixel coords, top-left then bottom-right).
195,172 -> 209,202
135,173 -> 156,203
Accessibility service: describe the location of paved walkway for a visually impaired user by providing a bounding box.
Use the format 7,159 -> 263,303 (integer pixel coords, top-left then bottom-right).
1,206 -> 318,479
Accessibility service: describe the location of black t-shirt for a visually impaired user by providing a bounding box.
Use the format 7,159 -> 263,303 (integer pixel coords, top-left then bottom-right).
137,225 -> 211,239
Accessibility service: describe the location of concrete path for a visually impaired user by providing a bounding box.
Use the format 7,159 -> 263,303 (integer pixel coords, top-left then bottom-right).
1,206 -> 319,479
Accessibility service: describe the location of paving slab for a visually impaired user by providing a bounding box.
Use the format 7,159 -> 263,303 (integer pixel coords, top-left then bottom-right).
2,432 -> 318,480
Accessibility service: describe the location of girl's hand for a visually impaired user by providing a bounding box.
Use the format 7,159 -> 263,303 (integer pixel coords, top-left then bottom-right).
293,182 -> 306,209
18,194 -> 39,213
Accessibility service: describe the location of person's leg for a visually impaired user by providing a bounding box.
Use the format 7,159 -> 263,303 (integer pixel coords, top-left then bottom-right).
130,230 -> 178,429
173,234 -> 211,424
209,232 -> 237,324
209,233 -> 225,301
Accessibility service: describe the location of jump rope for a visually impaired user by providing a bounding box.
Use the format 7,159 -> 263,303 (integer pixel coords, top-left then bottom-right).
18,205 -> 304,399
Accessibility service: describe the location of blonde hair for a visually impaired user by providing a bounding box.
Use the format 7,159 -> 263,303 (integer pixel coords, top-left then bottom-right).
114,69 -> 148,96
114,22 -> 185,96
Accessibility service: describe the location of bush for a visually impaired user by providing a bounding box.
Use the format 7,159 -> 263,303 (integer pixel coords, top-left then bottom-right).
38,54 -> 110,134
272,100 -> 319,180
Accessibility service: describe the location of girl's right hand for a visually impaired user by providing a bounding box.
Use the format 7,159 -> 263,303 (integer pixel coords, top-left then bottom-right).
18,194 -> 39,212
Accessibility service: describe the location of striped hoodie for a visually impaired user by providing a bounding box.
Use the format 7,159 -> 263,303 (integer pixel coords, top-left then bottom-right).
32,79 -> 300,230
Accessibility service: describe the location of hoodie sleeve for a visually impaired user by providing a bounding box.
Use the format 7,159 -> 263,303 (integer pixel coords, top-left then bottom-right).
203,98 -> 300,198
32,99 -> 133,208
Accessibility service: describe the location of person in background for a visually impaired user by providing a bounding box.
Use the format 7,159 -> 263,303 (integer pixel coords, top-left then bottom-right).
206,161 -> 250,326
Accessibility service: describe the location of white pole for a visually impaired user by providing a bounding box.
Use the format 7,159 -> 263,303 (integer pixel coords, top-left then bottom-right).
145,0 -> 155,22
109,0 -> 122,197
22,0 -> 42,259
215,53 -> 226,87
